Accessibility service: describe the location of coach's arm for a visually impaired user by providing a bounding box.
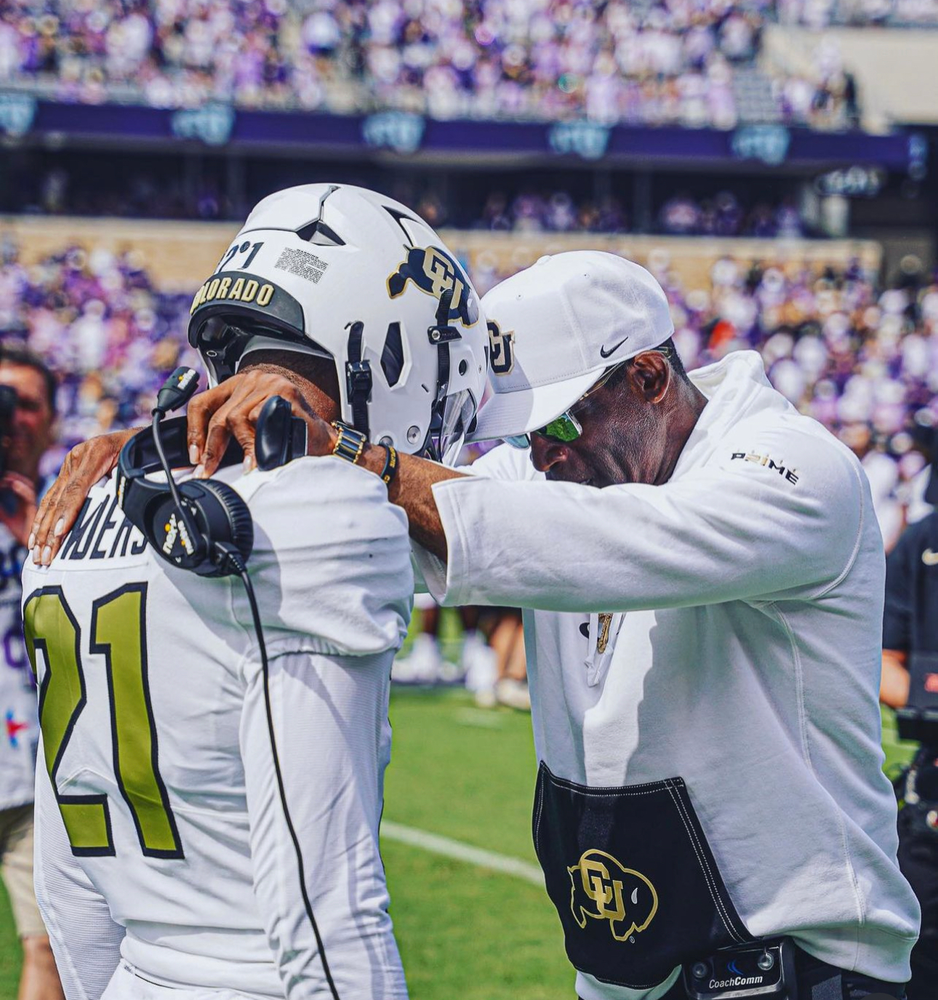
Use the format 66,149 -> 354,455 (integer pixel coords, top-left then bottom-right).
177,372 -> 865,613
31,371 -> 863,619
29,371 -> 456,565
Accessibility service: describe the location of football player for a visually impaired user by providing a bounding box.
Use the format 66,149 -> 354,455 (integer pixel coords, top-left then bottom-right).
22,185 -> 487,1000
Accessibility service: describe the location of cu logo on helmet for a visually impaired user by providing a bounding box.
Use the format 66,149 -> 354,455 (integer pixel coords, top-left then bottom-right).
568,849 -> 658,942
487,320 -> 514,376
387,246 -> 479,326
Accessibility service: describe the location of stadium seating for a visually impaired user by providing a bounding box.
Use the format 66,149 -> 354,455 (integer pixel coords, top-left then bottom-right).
0,0 -> 858,128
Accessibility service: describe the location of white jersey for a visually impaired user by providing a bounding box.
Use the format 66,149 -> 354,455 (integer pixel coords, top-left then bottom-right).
0,520 -> 37,811
23,456 -> 413,1000
420,351 -> 919,995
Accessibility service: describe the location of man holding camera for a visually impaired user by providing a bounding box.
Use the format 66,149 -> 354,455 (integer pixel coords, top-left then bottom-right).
881,437 -> 938,999
0,344 -> 63,1000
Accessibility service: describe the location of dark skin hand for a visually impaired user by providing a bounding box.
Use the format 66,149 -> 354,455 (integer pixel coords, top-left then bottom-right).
184,364 -> 461,558
28,426 -> 138,565
29,369 -> 461,565
30,351 -> 705,565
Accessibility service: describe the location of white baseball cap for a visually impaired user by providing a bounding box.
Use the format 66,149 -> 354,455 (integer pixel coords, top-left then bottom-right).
470,251 -> 675,442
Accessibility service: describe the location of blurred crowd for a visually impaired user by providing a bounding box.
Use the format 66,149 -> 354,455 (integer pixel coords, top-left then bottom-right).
657,190 -> 804,237
22,167 -> 222,221
776,0 -> 938,26
22,167 -> 810,239
1,0 -> 857,129
0,237 -> 199,477
472,188 -> 806,235
658,250 -> 938,545
473,189 -> 806,235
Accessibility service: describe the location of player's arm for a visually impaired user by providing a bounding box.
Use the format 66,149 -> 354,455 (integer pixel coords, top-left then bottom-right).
187,369 -> 862,610
33,739 -> 125,1000
183,369 -> 460,555
175,371 -> 863,608
28,370 -> 528,565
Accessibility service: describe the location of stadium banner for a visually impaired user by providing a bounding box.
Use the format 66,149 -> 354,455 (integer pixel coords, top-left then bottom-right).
6,99 -> 921,172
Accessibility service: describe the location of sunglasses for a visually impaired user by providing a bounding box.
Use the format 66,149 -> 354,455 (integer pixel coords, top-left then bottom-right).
505,346 -> 673,449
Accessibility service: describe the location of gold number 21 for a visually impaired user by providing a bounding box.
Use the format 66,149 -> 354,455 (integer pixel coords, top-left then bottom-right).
24,584 -> 183,859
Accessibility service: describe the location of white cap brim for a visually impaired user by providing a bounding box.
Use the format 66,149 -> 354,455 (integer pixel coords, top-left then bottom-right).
467,369 -> 599,443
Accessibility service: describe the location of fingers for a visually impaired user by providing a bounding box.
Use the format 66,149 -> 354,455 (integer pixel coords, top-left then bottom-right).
39,480 -> 88,565
188,375 -> 275,476
199,389 -> 274,476
198,397 -> 238,479
233,399 -> 267,473
186,382 -> 234,468
28,480 -> 57,553
29,429 -> 135,565
189,370 -> 317,478
29,449 -> 72,550
29,467 -> 77,566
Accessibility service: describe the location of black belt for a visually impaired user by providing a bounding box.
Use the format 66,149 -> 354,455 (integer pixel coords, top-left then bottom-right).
580,940 -> 907,1000
795,945 -> 906,1000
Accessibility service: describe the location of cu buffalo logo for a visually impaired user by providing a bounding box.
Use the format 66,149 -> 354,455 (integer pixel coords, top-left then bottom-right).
387,247 -> 479,326
487,320 -> 514,376
568,849 -> 659,942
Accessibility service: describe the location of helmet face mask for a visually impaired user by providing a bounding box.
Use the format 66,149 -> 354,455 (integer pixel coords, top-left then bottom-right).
434,387 -> 478,465
186,183 -> 488,465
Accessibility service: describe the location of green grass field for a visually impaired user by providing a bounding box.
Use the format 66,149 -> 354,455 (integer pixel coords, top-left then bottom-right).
0,690 -> 919,1000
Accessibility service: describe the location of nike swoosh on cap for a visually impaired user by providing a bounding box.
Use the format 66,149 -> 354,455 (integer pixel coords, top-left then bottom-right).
600,336 -> 630,359
923,549 -> 938,566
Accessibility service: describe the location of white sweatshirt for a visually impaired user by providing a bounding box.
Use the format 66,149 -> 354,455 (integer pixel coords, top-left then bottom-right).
419,351 -> 919,997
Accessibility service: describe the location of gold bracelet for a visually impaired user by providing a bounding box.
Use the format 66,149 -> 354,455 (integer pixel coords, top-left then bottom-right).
330,421 -> 367,465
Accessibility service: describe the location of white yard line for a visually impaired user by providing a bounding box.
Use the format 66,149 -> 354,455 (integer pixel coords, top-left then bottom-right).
453,708 -> 507,728
381,820 -> 544,886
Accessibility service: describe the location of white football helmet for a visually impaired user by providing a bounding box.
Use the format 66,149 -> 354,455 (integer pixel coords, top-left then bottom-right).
186,183 -> 487,464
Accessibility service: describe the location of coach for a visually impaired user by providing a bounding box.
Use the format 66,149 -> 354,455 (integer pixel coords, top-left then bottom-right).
32,251 -> 919,1000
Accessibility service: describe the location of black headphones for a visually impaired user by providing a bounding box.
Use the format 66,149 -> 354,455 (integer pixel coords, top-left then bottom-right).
116,368 -> 340,1000
117,368 -> 307,578
117,416 -> 253,577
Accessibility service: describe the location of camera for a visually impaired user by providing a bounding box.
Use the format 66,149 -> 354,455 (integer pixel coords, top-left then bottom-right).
0,383 -> 17,480
894,652 -> 938,831
896,652 -> 938,746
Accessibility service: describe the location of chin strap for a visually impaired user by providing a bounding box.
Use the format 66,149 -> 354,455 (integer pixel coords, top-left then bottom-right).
345,320 -> 372,439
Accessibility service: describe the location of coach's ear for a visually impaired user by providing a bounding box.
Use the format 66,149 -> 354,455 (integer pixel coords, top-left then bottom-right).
627,352 -> 670,405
